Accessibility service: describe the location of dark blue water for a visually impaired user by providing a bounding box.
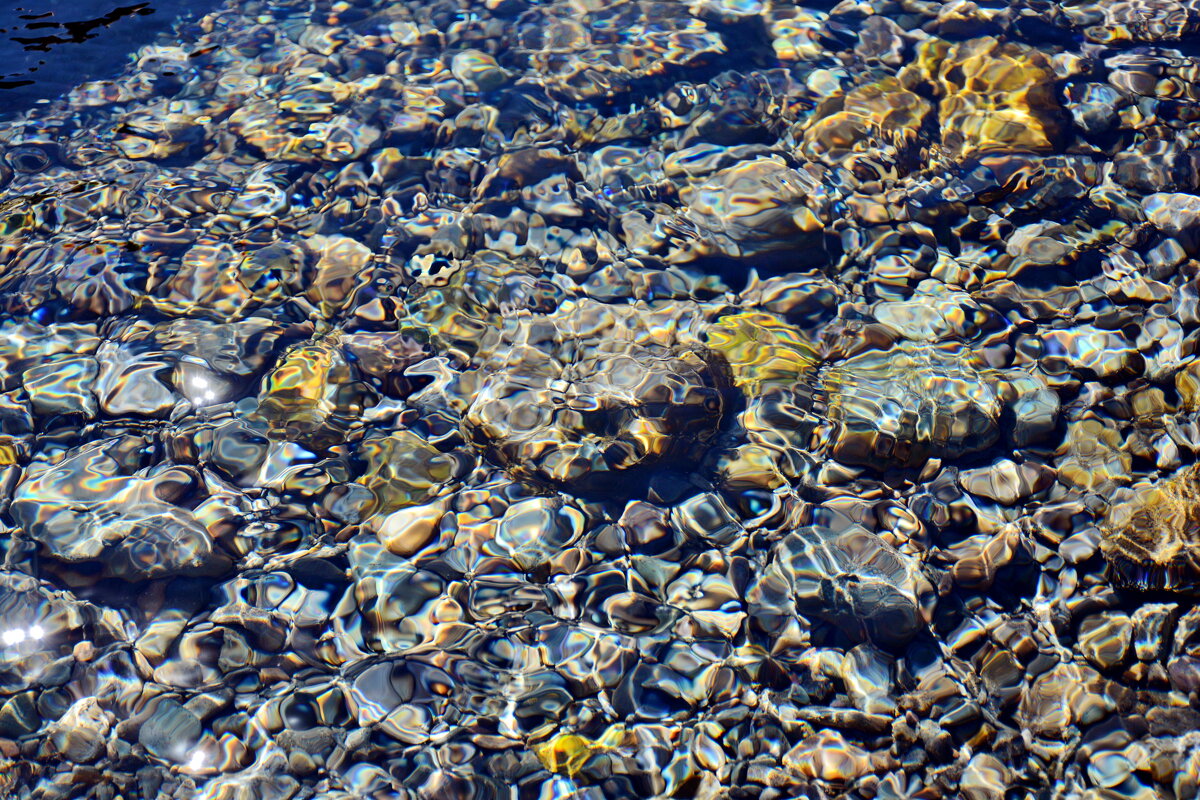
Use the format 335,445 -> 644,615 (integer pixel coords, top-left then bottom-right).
0,0 -> 211,113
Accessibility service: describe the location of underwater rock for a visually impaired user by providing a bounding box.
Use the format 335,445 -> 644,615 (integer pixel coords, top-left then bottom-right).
252,333 -> 374,452
767,7 -> 827,62
21,355 -> 99,419
490,495 -> 586,570
346,538 -> 451,654
462,300 -> 727,493
535,724 -> 631,779
1077,611 -> 1133,670
958,459 -> 1055,506
357,430 -> 466,518
823,343 -> 1004,468
783,729 -> 873,783
872,283 -> 989,342
0,571 -> 124,694
705,312 -> 819,395
1040,326 -> 1141,380
960,754 -> 1009,800
137,698 -> 203,763
95,340 -> 180,418
800,76 -> 932,173
1055,417 -> 1132,493
1101,465 -> 1200,593
1058,0 -> 1200,43
907,36 -> 1065,158
669,157 -> 831,263
750,517 -> 936,650
11,437 -> 232,581
1144,192 -> 1200,250
47,698 -> 110,764
1018,662 -> 1115,739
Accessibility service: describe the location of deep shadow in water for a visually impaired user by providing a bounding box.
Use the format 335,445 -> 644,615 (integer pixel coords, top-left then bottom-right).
0,0 -> 217,115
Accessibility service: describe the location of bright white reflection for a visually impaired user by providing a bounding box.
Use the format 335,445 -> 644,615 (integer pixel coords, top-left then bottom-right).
1,625 -> 49,648
188,374 -> 219,404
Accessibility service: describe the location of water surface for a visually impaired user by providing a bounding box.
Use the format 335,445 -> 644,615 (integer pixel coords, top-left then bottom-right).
0,0 -> 1196,798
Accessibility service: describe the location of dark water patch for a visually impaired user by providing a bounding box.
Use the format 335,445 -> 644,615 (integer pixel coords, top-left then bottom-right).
0,0 -> 218,114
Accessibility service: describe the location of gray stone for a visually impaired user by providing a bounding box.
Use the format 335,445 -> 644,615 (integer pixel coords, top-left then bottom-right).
749,514 -> 936,650
958,459 -> 1055,505
138,699 -> 202,762
1144,192 -> 1200,251
0,691 -> 39,738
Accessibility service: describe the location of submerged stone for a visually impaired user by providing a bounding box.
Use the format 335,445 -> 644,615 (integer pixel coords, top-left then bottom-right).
823,343 -> 1003,469
462,300 -> 727,493
11,437 -> 232,581
907,36 -> 1065,157
705,312 -> 819,395
1101,464 -> 1200,593
750,517 -> 935,650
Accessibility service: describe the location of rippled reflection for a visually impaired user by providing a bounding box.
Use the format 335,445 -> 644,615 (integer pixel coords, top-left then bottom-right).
0,0 -> 1195,797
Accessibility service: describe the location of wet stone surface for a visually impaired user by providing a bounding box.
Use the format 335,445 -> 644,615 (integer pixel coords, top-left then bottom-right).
0,0 -> 1197,798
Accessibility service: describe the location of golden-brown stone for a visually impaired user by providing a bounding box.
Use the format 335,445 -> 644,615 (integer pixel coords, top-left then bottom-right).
1101,464 -> 1200,593
801,77 -> 933,169
705,312 -> 819,395
535,725 -> 630,778
904,37 -> 1064,158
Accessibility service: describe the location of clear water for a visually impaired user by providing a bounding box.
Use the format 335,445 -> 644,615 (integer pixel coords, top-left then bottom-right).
0,0 -> 1197,798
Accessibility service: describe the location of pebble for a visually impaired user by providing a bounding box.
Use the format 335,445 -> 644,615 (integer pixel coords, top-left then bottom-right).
1144,192 -> 1200,249
1078,611 -> 1134,670
782,730 -> 872,782
1101,465 -> 1200,592
1040,326 -> 1140,380
1019,663 -> 1115,739
958,459 -> 1055,505
1132,603 -> 1177,662
751,519 -> 935,650
48,699 -> 110,764
823,343 -> 1004,468
960,754 -> 1009,800
137,699 -> 202,763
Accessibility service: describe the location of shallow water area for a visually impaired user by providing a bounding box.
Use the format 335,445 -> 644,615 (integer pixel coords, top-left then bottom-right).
2,0 -> 1200,798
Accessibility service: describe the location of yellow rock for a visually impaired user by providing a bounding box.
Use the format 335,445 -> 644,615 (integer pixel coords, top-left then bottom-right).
535,725 -> 628,778
705,312 -> 819,395
1053,418 -> 1130,492
1176,360 -> 1200,410
0,438 -> 20,465
1101,464 -> 1200,592
939,38 -> 1063,156
904,36 -> 1064,158
252,332 -> 372,451
801,76 -> 932,167
256,334 -> 346,432
717,443 -> 787,491
899,37 -> 952,92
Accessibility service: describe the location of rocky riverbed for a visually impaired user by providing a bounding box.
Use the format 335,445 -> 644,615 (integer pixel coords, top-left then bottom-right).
0,0 -> 1198,797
